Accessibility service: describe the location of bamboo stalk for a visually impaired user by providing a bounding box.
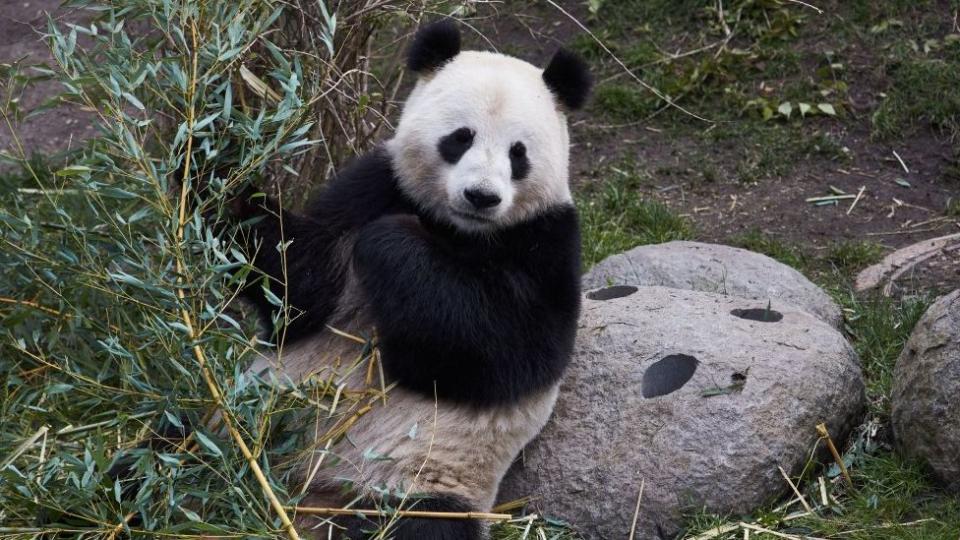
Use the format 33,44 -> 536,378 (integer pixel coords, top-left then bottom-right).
806,194 -> 857,203
287,506 -> 511,521
1,426 -> 49,469
167,20 -> 301,540
816,423 -> 852,487
0,296 -> 63,317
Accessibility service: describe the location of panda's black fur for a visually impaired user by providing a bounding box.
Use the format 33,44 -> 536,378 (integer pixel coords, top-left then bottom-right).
238,146 -> 581,407
406,18 -> 462,73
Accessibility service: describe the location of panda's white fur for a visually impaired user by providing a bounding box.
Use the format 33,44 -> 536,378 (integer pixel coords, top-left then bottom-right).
235,20 -> 591,539
250,327 -> 559,514
389,51 -> 573,232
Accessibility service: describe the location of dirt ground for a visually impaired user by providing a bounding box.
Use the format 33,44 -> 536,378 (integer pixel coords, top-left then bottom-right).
0,1 -> 96,163
2,0 -> 958,293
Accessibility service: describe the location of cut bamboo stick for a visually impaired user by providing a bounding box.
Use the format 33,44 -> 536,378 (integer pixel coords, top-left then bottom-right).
816,423 -> 852,487
288,506 -> 511,521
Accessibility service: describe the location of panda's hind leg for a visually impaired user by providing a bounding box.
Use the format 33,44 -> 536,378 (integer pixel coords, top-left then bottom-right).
332,493 -> 483,540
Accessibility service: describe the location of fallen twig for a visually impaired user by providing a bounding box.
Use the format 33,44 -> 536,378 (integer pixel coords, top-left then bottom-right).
740,522 -> 827,540
628,479 -> 646,540
778,466 -> 813,514
846,186 -> 865,215
806,194 -> 856,203
288,506 -> 511,521
688,523 -> 740,540
892,150 -> 910,174
832,518 -> 936,536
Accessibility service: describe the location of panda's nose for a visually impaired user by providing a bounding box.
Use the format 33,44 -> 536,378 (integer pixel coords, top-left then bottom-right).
463,188 -> 501,210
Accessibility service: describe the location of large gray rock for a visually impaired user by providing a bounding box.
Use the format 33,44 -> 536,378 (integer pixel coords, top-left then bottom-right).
500,286 -> 864,539
892,290 -> 960,493
582,241 -> 843,328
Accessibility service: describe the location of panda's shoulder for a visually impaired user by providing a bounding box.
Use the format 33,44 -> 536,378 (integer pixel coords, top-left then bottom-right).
306,146 -> 412,225
316,146 -> 396,197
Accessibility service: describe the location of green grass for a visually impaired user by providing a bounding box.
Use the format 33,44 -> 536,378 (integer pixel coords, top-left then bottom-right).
580,0 -> 816,127
946,197 -> 960,217
576,165 -> 694,268
684,451 -> 960,540
823,454 -> 960,536
694,123 -> 852,184
790,453 -> 960,540
873,53 -> 960,140
491,518 -> 580,540
841,292 -> 931,412
592,83 -> 659,121
729,229 -> 808,269
825,241 -> 885,275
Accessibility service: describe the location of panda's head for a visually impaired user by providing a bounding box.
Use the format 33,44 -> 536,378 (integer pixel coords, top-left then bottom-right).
386,20 -> 592,233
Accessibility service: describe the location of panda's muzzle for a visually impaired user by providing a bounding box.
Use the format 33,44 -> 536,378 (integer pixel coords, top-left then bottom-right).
463,188 -> 501,210
452,209 -> 494,224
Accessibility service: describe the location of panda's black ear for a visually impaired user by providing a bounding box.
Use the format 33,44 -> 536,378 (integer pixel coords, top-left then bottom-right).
407,19 -> 461,74
543,48 -> 593,110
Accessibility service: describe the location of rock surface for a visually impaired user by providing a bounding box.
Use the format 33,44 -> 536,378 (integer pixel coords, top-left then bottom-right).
582,241 -> 843,327
500,286 -> 864,539
891,290 -> 960,493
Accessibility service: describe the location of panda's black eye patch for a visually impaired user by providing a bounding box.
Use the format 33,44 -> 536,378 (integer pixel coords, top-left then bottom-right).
438,127 -> 474,164
509,142 -> 530,180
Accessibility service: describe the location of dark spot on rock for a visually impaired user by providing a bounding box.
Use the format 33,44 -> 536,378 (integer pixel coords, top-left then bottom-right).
731,307 -> 783,323
642,354 -> 698,398
587,285 -> 638,301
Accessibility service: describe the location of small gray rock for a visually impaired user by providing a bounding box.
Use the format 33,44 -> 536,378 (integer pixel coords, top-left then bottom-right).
582,241 -> 842,327
500,286 -> 864,539
892,290 -> 960,493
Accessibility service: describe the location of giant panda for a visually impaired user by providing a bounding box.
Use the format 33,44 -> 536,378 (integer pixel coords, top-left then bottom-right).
235,20 -> 592,540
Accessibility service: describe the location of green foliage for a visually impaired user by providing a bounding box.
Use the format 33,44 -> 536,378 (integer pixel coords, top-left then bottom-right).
577,165 -> 694,268
744,98 -> 839,121
0,1 -> 356,536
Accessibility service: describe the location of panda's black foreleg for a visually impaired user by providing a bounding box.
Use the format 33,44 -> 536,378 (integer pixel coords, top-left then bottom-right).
231,197 -> 344,343
332,494 -> 483,540
228,148 -> 412,344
